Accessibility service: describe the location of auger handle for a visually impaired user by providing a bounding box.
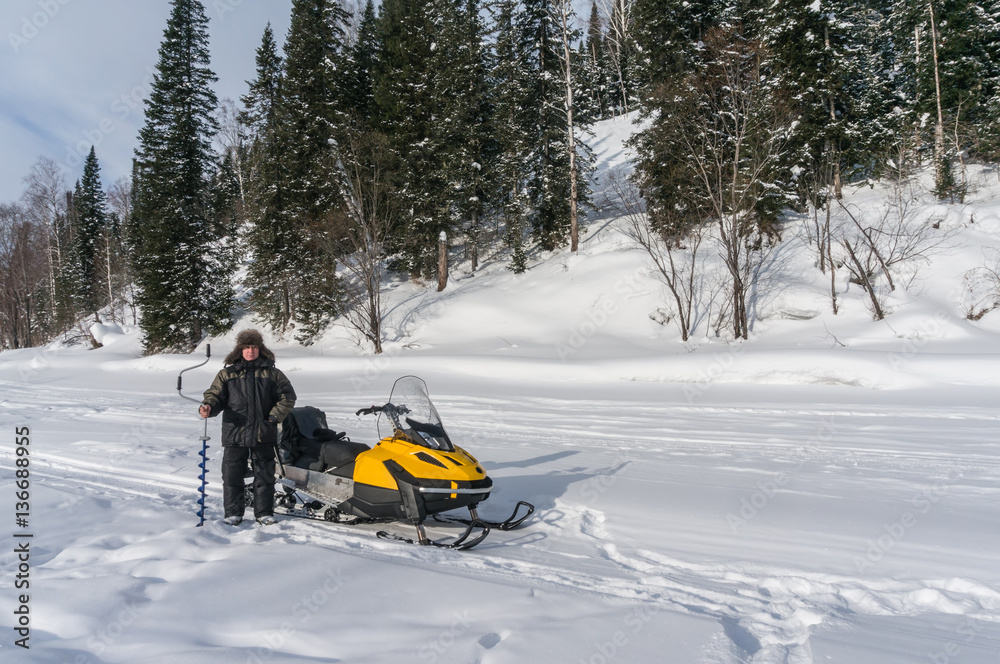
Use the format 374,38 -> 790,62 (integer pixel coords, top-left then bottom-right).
177,344 -> 211,403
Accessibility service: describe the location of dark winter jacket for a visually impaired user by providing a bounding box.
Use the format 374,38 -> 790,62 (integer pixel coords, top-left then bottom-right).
202,357 -> 297,448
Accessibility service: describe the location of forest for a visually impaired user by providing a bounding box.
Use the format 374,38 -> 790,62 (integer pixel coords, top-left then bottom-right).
1,0 -> 998,353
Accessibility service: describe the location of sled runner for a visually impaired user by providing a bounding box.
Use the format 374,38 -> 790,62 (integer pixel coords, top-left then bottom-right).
249,376 -> 534,550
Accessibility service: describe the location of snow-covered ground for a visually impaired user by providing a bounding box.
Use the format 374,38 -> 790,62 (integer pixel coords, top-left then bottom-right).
3,115 -> 1000,663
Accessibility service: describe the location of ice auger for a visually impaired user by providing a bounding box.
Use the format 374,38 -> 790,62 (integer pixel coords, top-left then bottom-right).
177,344 -> 212,526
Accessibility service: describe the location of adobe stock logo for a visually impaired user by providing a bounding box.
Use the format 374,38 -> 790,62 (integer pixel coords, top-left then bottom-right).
8,0 -> 75,54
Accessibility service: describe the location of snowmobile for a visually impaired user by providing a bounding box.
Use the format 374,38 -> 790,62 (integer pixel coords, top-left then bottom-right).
259,376 -> 534,550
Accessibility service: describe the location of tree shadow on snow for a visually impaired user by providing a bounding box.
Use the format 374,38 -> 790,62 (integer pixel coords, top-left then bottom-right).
474,455 -> 632,522
482,450 -> 579,471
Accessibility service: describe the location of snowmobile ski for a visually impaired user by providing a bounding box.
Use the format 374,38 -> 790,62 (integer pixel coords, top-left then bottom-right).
376,519 -> 491,551
431,501 -> 535,531
260,481 -> 493,550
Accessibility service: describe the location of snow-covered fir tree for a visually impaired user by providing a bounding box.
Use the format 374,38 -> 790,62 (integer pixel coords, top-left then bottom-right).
67,147 -> 107,327
629,0 -> 718,236
374,0 -> 441,277
890,0 -> 1000,200
580,1 -> 611,119
487,0 -> 533,272
204,153 -> 242,332
240,23 -> 283,138
604,0 -> 638,115
427,0 -> 494,271
242,24 -> 296,333
836,0 -> 901,180
521,0 -> 585,251
274,0 -> 353,342
131,0 -> 234,353
346,0 -> 379,126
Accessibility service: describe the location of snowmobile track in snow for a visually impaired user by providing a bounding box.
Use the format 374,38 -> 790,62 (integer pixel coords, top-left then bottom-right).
4,384 -> 1000,662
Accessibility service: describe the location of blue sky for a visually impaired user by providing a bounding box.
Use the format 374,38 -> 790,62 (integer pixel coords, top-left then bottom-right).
1,0 -> 293,203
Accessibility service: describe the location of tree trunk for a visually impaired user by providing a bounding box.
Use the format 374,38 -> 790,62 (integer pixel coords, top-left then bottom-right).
557,0 -> 580,253
824,25 -> 842,199
105,232 -> 116,323
281,283 -> 291,332
469,210 -> 479,272
928,1 -> 947,189
843,240 -> 884,320
437,232 -> 448,292
826,195 -> 837,315
369,287 -> 382,354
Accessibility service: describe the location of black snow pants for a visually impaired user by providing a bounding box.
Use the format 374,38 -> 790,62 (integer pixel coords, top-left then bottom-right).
222,444 -> 275,518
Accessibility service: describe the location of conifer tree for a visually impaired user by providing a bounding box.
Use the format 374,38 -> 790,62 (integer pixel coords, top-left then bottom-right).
488,0 -> 533,272
604,0 -> 637,114
521,0 -> 581,251
240,23 -> 283,137
630,0 -> 720,235
891,0 -> 1000,199
347,0 -> 379,126
275,0 -> 353,342
582,1 -> 610,119
68,147 -> 107,324
204,153 -> 241,328
374,0 -> 440,276
131,0 -> 233,353
427,0 -> 494,271
242,25 -> 295,332
836,0 -> 900,179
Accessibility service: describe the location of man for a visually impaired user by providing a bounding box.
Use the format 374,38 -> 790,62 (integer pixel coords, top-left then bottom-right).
200,329 -> 296,526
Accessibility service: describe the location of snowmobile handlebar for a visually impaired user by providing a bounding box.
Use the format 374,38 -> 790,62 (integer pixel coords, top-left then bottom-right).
356,403 -> 410,417
177,344 -> 211,403
356,403 -> 412,434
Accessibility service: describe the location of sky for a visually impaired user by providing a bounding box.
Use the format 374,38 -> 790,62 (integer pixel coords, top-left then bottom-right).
0,0 -> 294,203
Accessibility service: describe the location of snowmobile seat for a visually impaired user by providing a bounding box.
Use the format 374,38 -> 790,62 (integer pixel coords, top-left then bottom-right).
279,406 -> 370,473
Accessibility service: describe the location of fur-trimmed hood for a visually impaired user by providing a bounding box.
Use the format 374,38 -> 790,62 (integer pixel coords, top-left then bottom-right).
224,328 -> 276,365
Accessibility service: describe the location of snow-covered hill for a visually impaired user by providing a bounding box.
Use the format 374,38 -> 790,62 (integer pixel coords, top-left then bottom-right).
2,114 -> 1000,663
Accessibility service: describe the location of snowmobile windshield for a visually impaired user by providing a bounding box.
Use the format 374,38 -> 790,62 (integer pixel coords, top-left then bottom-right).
378,376 -> 454,451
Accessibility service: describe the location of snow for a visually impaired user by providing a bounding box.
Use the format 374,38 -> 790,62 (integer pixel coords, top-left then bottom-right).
3,114 -> 1000,663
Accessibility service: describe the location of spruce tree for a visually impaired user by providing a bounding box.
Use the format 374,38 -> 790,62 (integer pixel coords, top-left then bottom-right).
488,0 -> 533,272
374,0 -> 439,276
131,0 -> 232,353
838,0 -> 901,179
347,0 -> 379,126
630,0 -> 720,235
982,0 -> 1000,159
427,0 -> 494,271
521,0 -> 578,251
276,0 -> 353,342
891,0 -> 1000,198
68,147 -> 108,322
240,23 -> 282,137
582,1 -> 610,119
763,0 -> 849,205
605,0 -> 637,114
204,153 -> 240,329
242,25 -> 295,332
